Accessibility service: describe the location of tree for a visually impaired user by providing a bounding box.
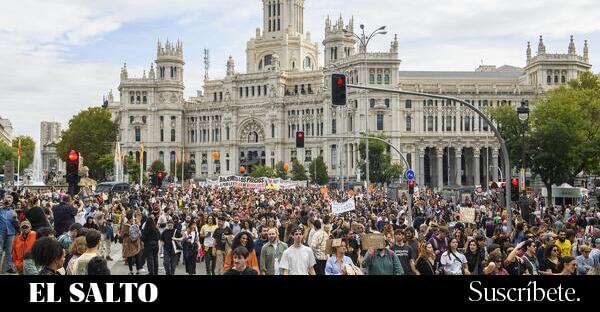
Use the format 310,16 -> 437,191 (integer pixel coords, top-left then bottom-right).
308,156 -> 329,185
358,135 -> 404,184
488,104 -> 531,170
169,160 -> 193,181
56,107 -> 118,181
0,141 -> 16,174
291,159 -> 308,181
12,136 -> 35,174
275,161 -> 288,179
150,160 -> 166,174
96,153 -> 115,179
125,156 -> 141,184
250,165 -> 277,178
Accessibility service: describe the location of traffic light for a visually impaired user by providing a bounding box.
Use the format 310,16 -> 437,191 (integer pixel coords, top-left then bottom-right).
66,150 -> 80,196
156,170 -> 164,187
408,180 -> 415,195
296,131 -> 304,148
511,178 -> 520,202
331,73 -> 347,106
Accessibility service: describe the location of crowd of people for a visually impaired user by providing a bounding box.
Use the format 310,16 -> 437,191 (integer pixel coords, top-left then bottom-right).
1,181 -> 599,276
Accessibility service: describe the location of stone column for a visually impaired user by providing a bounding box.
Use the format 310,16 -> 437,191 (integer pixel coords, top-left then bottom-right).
473,147 -> 481,186
455,146 -> 462,187
436,147 -> 444,189
492,148 -> 499,181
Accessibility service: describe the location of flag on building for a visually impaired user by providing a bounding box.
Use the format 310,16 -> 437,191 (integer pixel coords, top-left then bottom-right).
17,138 -> 21,160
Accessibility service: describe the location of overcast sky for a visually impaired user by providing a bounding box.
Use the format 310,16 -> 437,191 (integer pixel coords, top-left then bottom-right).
1,0 -> 599,144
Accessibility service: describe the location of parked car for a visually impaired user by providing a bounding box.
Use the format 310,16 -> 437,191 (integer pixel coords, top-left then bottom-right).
94,182 -> 130,195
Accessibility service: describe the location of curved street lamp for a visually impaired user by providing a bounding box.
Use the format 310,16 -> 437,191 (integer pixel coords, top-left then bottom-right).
517,100 -> 530,216
342,25 -> 387,195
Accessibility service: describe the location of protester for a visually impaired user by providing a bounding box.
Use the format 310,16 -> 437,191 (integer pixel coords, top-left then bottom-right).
142,216 -> 160,275
0,195 -> 18,273
223,246 -> 258,275
87,256 -> 111,275
66,236 -> 87,275
52,195 -> 78,237
121,210 -> 143,275
325,239 -> 356,275
440,238 -> 470,275
260,227 -> 287,275
576,245 -> 593,275
12,221 -> 36,274
200,215 -> 217,275
31,237 -> 65,275
72,229 -> 101,275
280,227 -> 316,275
309,219 -> 329,275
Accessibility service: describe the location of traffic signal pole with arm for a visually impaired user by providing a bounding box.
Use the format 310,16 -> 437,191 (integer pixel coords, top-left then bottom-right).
336,82 -> 514,233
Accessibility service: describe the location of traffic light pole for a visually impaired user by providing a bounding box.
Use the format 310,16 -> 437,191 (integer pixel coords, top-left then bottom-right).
345,84 -> 514,233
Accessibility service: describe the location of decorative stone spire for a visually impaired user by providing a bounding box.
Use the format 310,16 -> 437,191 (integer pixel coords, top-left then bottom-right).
584,40 -> 589,62
142,70 -> 146,79
149,63 -> 155,79
325,15 -> 331,34
120,63 -> 128,79
568,35 -> 576,54
537,35 -> 546,55
526,41 -> 531,64
390,34 -> 399,54
226,56 -> 235,76
108,89 -> 114,102
348,16 -> 354,33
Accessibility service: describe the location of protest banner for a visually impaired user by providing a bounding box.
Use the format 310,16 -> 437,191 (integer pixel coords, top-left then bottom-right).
331,198 -> 356,215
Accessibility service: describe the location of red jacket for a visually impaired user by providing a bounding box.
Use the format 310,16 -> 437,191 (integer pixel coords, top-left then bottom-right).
12,231 -> 37,272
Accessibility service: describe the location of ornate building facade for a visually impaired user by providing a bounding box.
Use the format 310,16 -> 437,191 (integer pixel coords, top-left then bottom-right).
107,0 -> 592,189
0,115 -> 13,146
40,121 -> 64,174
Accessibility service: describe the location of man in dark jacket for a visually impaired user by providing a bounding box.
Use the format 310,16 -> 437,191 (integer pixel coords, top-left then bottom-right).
52,195 -> 78,237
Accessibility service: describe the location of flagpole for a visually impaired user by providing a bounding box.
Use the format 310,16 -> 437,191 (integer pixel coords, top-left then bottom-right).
181,144 -> 185,186
174,149 -> 178,184
140,141 -> 143,187
16,138 -> 21,188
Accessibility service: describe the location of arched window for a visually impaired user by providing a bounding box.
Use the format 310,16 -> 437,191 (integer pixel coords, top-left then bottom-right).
554,75 -> 559,83
376,113 -> 384,130
304,56 -> 312,69
171,129 -> 176,142
135,127 -> 141,142
406,116 -> 412,131
248,131 -> 259,143
370,99 -> 376,108
271,124 -> 275,138
264,54 -> 273,67
384,99 -> 390,108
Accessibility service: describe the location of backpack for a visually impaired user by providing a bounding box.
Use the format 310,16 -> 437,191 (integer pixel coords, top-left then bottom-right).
129,224 -> 141,242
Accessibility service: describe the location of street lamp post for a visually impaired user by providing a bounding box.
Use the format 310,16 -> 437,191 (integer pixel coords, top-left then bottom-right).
344,25 -> 387,198
517,101 -> 530,197
517,100 -> 530,221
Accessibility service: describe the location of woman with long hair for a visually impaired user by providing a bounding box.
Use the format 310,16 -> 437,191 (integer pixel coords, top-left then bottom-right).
141,216 -> 160,275
483,251 -> 509,275
415,242 -> 436,275
66,236 -> 87,275
464,239 -> 484,275
182,222 -> 198,275
200,215 -> 218,275
440,238 -> 470,275
558,256 -> 577,275
223,231 -> 259,273
120,210 -> 142,275
540,244 -> 561,274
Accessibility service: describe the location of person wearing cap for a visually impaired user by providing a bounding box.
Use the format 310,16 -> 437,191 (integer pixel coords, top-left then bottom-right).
576,245 -> 593,275
12,220 -> 36,274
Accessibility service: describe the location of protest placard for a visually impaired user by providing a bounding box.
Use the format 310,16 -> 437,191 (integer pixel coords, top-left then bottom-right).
459,207 -> 476,223
331,198 -> 356,214
361,233 -> 386,250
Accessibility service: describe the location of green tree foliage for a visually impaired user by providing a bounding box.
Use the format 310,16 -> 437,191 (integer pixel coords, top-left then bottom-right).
308,156 -> 329,185
0,141 -> 17,174
96,153 -> 115,179
250,165 -> 278,178
56,107 -> 118,181
169,160 -> 193,181
12,136 -> 35,173
358,136 -> 404,184
291,159 -> 308,181
125,156 -> 141,183
150,160 -> 166,174
275,161 -> 288,179
487,104 -> 530,170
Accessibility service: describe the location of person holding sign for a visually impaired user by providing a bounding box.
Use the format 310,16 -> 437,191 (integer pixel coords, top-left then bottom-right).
362,234 -> 403,275
325,239 -> 357,275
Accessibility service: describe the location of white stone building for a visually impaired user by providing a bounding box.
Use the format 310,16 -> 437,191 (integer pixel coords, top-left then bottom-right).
0,116 -> 13,146
107,0 -> 592,189
40,121 -> 64,174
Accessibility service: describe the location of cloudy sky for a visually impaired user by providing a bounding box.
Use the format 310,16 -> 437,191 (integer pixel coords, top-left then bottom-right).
1,0 -> 599,145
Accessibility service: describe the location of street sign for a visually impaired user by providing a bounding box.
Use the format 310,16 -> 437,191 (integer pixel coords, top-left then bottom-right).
405,169 -> 415,181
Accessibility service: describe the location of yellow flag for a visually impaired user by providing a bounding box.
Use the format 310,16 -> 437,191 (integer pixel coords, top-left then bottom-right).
140,141 -> 144,163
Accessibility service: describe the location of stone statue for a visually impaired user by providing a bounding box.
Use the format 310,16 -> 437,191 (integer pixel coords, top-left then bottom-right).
78,166 -> 97,189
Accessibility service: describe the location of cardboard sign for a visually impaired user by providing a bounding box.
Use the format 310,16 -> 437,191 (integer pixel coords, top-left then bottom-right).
361,233 -> 386,250
325,238 -> 343,255
459,207 -> 476,224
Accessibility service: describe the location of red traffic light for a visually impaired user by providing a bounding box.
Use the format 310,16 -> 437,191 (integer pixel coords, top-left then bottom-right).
297,132 -> 303,139
408,180 -> 415,188
68,150 -> 79,162
511,178 -> 519,187
336,76 -> 345,87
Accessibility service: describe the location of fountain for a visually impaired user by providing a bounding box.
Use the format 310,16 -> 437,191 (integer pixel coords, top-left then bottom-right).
25,141 -> 45,186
